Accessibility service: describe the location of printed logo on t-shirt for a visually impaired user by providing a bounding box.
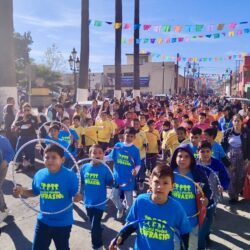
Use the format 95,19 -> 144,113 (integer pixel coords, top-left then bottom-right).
85,173 -> 100,185
40,182 -> 64,199
172,183 -> 195,200
139,215 -> 171,241
117,153 -> 132,167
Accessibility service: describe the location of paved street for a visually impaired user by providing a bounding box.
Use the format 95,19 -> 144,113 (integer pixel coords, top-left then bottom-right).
1,165 -> 250,250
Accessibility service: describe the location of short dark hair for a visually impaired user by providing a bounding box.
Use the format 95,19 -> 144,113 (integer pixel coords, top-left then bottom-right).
73,115 -> 81,121
177,126 -> 186,133
44,144 -> 64,158
147,119 -> 155,126
163,121 -> 171,127
198,140 -> 212,151
204,128 -> 217,139
89,144 -> 104,154
150,165 -> 174,184
211,120 -> 219,127
187,120 -> 193,126
49,123 -> 60,131
124,127 -> 137,135
199,112 -> 206,117
62,117 -> 70,122
190,127 -> 202,135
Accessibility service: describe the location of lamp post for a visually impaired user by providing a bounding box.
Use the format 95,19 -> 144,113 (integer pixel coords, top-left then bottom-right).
161,62 -> 165,93
68,48 -> 80,103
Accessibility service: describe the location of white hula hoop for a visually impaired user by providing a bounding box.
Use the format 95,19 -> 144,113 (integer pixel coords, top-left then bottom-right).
71,158 -> 115,208
12,138 -> 81,215
38,121 -> 72,150
199,165 -> 223,210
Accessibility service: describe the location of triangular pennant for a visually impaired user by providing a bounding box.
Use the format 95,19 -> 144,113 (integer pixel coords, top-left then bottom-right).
121,37 -> 126,44
196,24 -> 204,32
244,28 -> 250,33
162,25 -> 171,32
94,20 -> 103,27
178,37 -> 184,42
134,24 -> 141,30
237,29 -> 243,35
240,21 -> 248,24
143,24 -> 151,31
206,34 -> 212,38
157,38 -> 163,44
150,38 -> 156,44
217,24 -> 224,30
214,33 -> 220,38
228,22 -> 237,30
136,38 -> 141,44
171,38 -> 177,43
114,22 -> 122,29
184,25 -> 192,32
143,38 -> 149,43
106,21 -> 113,25
153,25 -> 162,32
207,25 -> 214,32
124,23 -> 131,29
128,38 -> 134,44
165,38 -> 170,43
88,20 -> 92,25
228,31 -> 234,37
174,25 -> 182,32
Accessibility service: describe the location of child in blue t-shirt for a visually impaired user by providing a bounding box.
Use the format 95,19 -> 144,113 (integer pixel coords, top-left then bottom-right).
170,144 -> 211,250
80,144 -> 113,250
188,127 -> 202,159
13,144 -> 81,250
204,128 -> 230,168
109,165 -> 192,250
196,141 -> 230,250
106,127 -> 141,220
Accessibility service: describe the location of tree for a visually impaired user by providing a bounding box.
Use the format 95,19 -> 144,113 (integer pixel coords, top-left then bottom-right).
133,0 -> 140,97
78,0 -> 89,101
114,0 -> 122,99
0,0 -> 17,121
44,43 -> 66,72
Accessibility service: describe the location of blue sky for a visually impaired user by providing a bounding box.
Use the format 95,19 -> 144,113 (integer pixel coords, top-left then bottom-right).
13,0 -> 250,75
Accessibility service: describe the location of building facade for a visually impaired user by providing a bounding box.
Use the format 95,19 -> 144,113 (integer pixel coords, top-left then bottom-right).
239,56 -> 250,97
103,54 -> 184,97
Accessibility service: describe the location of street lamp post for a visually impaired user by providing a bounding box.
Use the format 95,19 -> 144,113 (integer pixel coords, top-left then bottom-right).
162,62 -> 165,93
68,48 -> 80,103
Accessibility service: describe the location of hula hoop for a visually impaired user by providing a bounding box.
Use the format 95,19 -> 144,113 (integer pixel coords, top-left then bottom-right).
71,158 -> 115,207
198,165 -> 223,210
38,121 -> 72,149
12,138 -> 81,215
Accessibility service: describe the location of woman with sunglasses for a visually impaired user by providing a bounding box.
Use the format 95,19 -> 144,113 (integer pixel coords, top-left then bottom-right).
12,103 -> 38,171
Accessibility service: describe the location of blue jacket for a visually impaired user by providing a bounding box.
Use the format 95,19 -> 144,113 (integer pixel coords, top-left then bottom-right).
196,157 -> 230,190
0,135 -> 15,164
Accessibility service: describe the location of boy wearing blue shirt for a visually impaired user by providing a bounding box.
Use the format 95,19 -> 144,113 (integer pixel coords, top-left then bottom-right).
0,135 -> 15,222
188,127 -> 202,159
80,144 -> 113,250
109,165 -> 192,250
107,127 -> 141,219
13,144 -> 81,250
204,128 -> 230,168
170,144 -> 211,250
196,141 -> 230,250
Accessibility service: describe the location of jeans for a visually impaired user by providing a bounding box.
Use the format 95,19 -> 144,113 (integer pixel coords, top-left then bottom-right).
86,207 -> 104,249
111,188 -> 133,211
32,220 -> 72,250
0,159 -> 8,212
16,135 -> 37,165
175,226 -> 198,250
198,206 -> 216,250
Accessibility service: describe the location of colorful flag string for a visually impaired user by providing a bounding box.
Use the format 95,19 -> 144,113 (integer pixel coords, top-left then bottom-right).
89,19 -> 249,34
139,50 -> 250,62
121,28 -> 250,45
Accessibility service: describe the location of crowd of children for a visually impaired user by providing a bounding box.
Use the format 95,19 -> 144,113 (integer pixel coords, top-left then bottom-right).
1,94 -> 250,249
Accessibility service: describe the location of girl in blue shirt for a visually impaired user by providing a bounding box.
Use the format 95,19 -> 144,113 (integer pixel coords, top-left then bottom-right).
13,144 -> 81,250
170,144 -> 211,250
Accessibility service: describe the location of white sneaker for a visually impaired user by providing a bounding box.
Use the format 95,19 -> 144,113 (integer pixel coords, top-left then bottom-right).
117,209 -> 124,219
0,211 -> 8,223
133,190 -> 138,198
5,208 -> 11,215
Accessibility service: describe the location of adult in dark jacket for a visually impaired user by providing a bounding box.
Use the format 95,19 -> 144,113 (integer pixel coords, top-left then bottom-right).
12,103 -> 38,170
221,114 -> 250,204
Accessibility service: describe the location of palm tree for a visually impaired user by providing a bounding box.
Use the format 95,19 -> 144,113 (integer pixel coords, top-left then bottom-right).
133,0 -> 140,97
0,0 -> 17,118
114,0 -> 122,99
78,0 -> 89,101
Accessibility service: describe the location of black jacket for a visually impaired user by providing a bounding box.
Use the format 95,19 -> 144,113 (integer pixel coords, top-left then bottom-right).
221,127 -> 250,160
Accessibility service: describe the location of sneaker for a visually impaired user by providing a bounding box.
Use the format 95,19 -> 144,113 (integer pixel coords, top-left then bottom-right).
133,190 -> 138,198
15,164 -> 23,172
0,211 -> 8,223
205,234 -> 212,247
229,198 -> 238,205
139,182 -> 145,191
117,209 -> 124,219
4,208 -> 11,215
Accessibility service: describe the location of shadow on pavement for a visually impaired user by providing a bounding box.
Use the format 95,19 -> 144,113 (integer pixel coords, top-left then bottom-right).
0,216 -> 32,250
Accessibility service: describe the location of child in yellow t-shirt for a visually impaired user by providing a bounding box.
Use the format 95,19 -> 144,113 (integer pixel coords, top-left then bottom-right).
95,111 -> 114,150
145,119 -> 161,174
161,121 -> 171,161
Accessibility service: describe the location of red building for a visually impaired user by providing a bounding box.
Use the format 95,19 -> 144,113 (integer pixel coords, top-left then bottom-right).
239,56 -> 250,97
